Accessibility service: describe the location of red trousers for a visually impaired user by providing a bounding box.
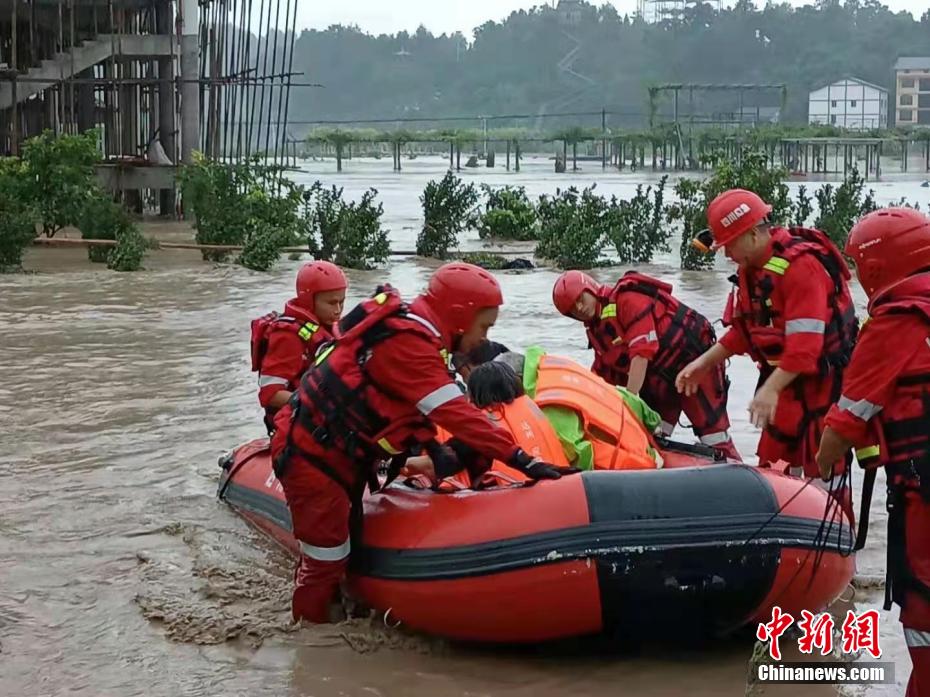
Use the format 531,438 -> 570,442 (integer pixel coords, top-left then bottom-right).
902,492 -> 930,696
758,373 -> 852,521
271,406 -> 355,623
644,363 -> 741,461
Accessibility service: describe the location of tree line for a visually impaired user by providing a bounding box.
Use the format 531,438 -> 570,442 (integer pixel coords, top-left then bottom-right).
285,0 -> 930,128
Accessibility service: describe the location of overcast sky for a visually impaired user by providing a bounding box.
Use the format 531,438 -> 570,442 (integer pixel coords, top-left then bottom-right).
298,0 -> 925,36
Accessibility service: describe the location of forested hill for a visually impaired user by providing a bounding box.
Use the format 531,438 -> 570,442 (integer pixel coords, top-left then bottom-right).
285,0 -> 930,128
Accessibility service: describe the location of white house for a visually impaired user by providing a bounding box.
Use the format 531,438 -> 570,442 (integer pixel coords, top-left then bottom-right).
808,77 -> 888,130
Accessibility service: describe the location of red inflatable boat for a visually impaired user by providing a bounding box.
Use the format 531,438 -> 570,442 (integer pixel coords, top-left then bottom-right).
217,438 -> 855,643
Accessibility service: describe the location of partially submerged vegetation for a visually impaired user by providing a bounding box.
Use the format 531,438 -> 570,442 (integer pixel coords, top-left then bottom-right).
0,130 -> 145,272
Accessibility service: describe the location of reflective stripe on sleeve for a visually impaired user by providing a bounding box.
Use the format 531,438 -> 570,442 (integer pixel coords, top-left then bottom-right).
785,318 -> 826,335
838,395 -> 883,421
299,536 -> 351,562
416,383 -> 464,415
628,330 -> 658,346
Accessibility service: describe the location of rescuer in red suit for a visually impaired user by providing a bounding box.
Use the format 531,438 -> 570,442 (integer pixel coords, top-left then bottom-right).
271,262 -> 578,623
676,189 -> 858,520
250,261 -> 347,433
816,208 -> 930,697
552,269 -> 740,461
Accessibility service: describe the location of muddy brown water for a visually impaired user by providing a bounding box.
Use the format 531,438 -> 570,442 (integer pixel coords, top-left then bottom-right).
2,158 -> 927,696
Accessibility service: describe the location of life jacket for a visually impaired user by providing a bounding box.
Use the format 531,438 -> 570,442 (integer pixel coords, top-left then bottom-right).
850,273 -> 930,612
585,271 -> 713,386
280,287 -> 448,493
250,310 -> 324,374
435,397 -> 569,489
725,227 -> 857,377
533,354 -> 656,471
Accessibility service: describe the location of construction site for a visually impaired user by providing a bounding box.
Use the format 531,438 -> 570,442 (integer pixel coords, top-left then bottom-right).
0,0 -> 300,214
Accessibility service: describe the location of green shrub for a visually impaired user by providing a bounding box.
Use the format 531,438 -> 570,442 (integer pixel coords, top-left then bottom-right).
813,168 -> 878,248
21,130 -> 101,238
76,191 -> 146,270
0,159 -> 39,271
302,183 -> 390,270
417,171 -> 479,259
535,186 -> 610,269
606,176 -> 669,264
477,185 -> 538,240
179,154 -> 302,269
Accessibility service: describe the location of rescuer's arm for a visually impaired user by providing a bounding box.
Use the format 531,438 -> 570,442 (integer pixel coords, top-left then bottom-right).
258,331 -> 304,409
676,343 -> 733,396
368,333 -> 571,479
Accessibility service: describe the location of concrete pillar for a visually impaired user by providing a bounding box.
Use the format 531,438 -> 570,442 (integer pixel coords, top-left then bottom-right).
156,0 -> 176,214
180,0 -> 199,164
76,67 -> 95,133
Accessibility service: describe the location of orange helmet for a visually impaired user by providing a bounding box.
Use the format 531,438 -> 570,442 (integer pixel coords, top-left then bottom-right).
705,189 -> 773,250
552,270 -> 598,317
422,262 -> 504,336
845,207 -> 930,299
296,261 -> 347,308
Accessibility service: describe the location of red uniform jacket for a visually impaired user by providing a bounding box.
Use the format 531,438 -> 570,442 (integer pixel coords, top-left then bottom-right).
257,300 -> 334,409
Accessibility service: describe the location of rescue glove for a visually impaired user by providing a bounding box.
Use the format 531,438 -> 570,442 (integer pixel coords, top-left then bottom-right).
424,440 -> 464,480
508,448 -> 581,480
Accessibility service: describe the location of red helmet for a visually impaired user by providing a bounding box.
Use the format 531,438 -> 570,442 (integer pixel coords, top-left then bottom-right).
845,207 -> 930,299
706,189 -> 773,250
423,262 -> 504,335
552,270 -> 598,317
296,261 -> 347,307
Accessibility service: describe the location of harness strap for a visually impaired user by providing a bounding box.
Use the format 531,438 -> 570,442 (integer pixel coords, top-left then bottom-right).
854,467 -> 876,552
884,471 -> 930,611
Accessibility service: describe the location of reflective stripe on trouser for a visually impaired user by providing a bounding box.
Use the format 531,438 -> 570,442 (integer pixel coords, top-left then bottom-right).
699,432 -> 732,447
299,537 -> 350,562
906,629 -> 930,649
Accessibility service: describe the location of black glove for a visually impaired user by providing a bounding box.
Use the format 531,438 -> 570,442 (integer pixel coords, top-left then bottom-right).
424,440 -> 463,479
508,448 -> 582,480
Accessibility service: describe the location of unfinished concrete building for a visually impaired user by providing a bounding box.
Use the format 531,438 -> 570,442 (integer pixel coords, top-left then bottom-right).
0,0 -> 299,214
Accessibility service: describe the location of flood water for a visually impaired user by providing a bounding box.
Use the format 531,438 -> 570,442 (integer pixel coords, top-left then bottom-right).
2,157 -> 928,696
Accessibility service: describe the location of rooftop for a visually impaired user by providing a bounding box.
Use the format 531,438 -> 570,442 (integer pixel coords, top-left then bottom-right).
895,57 -> 930,71
810,76 -> 888,93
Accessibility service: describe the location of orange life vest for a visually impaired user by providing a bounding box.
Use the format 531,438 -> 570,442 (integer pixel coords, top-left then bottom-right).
435,395 -> 568,488
533,354 -> 656,471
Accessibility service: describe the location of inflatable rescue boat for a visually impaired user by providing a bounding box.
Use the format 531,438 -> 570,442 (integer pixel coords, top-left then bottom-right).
217,438 -> 855,643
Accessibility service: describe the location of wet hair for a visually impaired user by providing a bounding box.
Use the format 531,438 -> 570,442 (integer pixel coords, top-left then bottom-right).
493,351 -> 525,378
466,340 -> 510,366
467,361 -> 524,409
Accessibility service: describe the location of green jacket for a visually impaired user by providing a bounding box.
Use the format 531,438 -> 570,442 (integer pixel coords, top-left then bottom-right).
523,346 -> 661,470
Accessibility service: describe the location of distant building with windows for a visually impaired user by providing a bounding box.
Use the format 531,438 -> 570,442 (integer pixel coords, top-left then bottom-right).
808,77 -> 888,130
894,57 -> 930,127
